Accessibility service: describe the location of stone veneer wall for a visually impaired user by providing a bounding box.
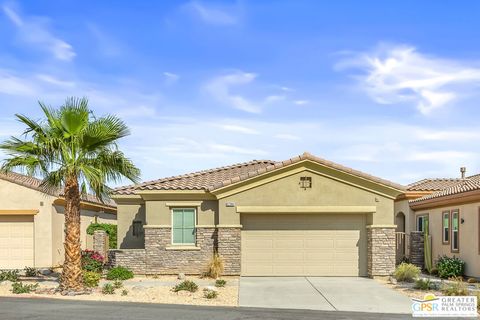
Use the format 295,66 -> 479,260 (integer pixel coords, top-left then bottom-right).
144,227 -> 216,275
107,226 -> 241,275
217,227 -> 241,275
367,226 -> 396,277
108,249 -> 146,274
93,230 -> 109,262
409,231 -> 424,268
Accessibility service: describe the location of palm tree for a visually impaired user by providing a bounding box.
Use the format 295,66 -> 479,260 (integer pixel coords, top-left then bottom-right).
0,97 -> 140,292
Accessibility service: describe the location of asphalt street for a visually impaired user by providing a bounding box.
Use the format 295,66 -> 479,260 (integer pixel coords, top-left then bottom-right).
0,297 -> 421,320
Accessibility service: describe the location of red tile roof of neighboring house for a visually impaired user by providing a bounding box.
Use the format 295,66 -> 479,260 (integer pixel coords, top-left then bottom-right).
114,152 -> 406,195
410,174 -> 480,203
407,178 -> 464,191
0,171 -> 116,209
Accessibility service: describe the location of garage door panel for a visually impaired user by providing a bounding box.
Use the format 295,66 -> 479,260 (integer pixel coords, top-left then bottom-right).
0,215 -> 34,269
241,214 -> 366,276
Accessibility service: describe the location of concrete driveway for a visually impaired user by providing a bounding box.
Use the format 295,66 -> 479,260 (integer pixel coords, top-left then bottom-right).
239,277 -> 412,314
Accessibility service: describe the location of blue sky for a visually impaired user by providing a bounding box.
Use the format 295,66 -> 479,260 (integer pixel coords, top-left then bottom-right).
1,1 -> 480,186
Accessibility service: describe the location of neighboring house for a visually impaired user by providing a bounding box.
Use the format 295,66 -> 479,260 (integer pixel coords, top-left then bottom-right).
395,168 -> 480,277
112,152 -> 405,278
0,172 -> 116,269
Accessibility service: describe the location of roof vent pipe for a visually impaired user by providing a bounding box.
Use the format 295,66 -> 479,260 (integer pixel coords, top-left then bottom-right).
460,167 -> 466,179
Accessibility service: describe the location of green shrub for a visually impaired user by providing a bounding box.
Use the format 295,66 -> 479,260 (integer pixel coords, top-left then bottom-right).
106,266 -> 133,280
393,263 -> 421,282
11,282 -> 38,294
102,283 -> 115,294
87,223 -> 117,249
81,250 -> 104,273
436,256 -> 465,279
215,279 -> 226,287
121,289 -> 128,296
113,280 -> 123,289
24,267 -> 38,277
203,288 -> 218,299
173,280 -> 198,293
441,277 -> 469,296
0,270 -> 19,282
83,271 -> 101,288
414,278 -> 438,290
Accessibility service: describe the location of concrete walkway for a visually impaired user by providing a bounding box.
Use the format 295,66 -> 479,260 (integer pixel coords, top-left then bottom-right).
239,277 -> 412,314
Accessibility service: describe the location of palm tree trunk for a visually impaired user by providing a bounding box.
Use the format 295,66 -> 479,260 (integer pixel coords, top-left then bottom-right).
61,174 -> 83,292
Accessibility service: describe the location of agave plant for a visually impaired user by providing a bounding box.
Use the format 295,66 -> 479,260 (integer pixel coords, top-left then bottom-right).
0,97 -> 140,292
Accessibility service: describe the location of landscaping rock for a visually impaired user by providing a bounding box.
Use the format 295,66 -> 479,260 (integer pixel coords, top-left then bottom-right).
0,280 -> 12,287
388,276 -> 397,285
39,269 -> 53,276
204,285 -> 218,292
178,273 -> 185,280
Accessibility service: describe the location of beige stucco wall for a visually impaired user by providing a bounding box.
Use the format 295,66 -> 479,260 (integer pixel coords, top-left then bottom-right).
0,179 -> 56,267
145,200 -> 217,226
51,206 -> 116,266
414,202 -> 480,277
116,199 -> 146,249
219,168 -> 395,226
394,199 -> 415,232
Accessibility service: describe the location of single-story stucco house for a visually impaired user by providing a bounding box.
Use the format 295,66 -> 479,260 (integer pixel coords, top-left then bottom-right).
111,152 -> 406,278
395,168 -> 480,277
0,172 -> 116,269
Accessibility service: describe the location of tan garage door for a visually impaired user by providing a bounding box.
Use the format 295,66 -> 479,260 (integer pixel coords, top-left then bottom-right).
241,214 -> 367,276
0,215 -> 34,269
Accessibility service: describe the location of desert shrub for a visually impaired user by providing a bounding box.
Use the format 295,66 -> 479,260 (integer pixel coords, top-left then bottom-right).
86,223 -> 117,249
113,280 -> 123,289
0,270 -> 19,282
436,256 -> 465,279
215,279 -> 227,287
11,282 -> 38,294
121,289 -> 128,296
414,278 -> 438,290
102,283 -> 115,294
83,271 -> 101,288
203,288 -> 218,299
441,277 -> 469,296
393,263 -> 421,282
467,278 -> 478,284
106,266 -> 133,280
173,280 -> 198,293
24,267 -> 38,277
81,250 -> 104,273
204,253 -> 224,279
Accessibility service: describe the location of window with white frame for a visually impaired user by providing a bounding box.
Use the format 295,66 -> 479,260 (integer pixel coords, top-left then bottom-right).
442,211 -> 450,243
172,208 -> 196,245
451,210 -> 459,252
417,215 -> 429,233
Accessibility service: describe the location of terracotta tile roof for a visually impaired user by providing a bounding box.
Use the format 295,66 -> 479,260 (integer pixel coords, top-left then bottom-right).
114,160 -> 276,195
407,178 -> 464,191
410,174 -> 480,203
114,152 -> 405,195
0,171 -> 116,209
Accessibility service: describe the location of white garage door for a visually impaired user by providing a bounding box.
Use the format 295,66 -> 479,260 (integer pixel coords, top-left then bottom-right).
241,214 -> 367,276
0,215 -> 34,269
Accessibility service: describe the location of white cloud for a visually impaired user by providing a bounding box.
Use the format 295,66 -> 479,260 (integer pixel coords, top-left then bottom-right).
274,133 -> 301,141
2,4 -> 76,61
218,124 -> 259,135
36,74 -> 75,87
163,72 -> 180,85
205,71 -> 261,113
185,1 -> 239,25
86,22 -> 122,57
337,45 -> 480,114
293,100 -> 309,105
264,95 -> 286,104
